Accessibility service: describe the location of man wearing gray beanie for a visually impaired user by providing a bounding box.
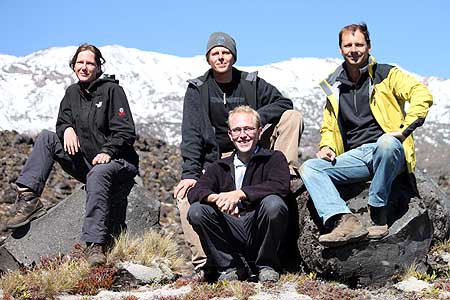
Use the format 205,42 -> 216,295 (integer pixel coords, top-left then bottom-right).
205,32 -> 237,62
174,31 -> 304,281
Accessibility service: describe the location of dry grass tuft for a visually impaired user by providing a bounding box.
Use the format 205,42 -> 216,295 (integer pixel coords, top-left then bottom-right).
394,262 -> 437,282
295,275 -> 370,300
228,281 -> 256,300
107,230 -> 185,272
182,280 -> 255,300
0,231 -> 184,299
431,239 -> 450,254
0,255 -> 90,299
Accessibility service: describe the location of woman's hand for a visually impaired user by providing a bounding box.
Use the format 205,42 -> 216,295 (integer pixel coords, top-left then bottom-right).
63,127 -> 80,155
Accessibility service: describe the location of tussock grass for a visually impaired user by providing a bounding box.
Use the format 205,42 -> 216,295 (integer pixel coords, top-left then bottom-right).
107,230 -> 185,272
398,262 -> 437,282
431,239 -> 450,254
280,271 -> 316,285
0,256 -> 90,299
176,279 -> 255,300
0,231 -> 184,299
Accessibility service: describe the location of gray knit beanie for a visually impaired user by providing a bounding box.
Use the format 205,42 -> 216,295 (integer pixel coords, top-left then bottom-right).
206,32 -> 237,62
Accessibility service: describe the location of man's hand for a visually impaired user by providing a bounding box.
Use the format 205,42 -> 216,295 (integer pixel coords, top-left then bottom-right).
206,193 -> 220,203
387,131 -> 406,142
92,153 -> 111,165
316,146 -> 336,161
215,190 -> 246,215
174,179 -> 197,200
63,127 -> 80,155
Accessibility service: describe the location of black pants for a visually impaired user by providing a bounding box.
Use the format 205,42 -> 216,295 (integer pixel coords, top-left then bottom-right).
187,195 -> 288,271
16,130 -> 138,244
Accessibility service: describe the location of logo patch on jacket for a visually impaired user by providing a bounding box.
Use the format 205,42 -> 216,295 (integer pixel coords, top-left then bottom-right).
118,107 -> 126,117
95,101 -> 103,108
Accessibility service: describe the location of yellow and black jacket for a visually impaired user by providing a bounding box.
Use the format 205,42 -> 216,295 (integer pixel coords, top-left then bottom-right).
318,56 -> 433,173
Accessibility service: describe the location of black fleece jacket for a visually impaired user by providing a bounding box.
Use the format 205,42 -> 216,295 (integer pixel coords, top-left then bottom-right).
180,68 -> 293,180
187,148 -> 290,209
56,76 -> 139,167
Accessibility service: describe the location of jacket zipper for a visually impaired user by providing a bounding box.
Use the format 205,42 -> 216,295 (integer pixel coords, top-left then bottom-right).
353,86 -> 358,114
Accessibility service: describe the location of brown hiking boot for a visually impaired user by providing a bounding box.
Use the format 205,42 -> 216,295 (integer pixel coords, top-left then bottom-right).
319,214 -> 368,247
6,190 -> 46,229
85,243 -> 107,266
368,205 -> 389,239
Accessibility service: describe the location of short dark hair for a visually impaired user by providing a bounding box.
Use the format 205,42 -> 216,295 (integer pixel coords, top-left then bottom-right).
69,43 -> 105,76
339,23 -> 371,48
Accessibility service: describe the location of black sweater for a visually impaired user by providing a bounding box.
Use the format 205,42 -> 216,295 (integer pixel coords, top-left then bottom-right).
187,148 -> 290,209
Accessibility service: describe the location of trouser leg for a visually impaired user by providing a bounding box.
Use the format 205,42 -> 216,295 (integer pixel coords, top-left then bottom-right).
299,145 -> 374,225
177,196 -> 207,270
369,135 -> 406,207
250,195 -> 288,270
16,130 -> 88,194
261,110 -> 303,170
188,202 -> 246,270
81,159 -> 138,244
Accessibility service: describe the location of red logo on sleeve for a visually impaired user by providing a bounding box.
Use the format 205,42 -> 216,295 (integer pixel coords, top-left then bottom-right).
118,107 -> 126,117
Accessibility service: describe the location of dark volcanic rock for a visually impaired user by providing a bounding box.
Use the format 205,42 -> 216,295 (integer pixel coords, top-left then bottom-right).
296,170 -> 448,286
0,183 -> 160,271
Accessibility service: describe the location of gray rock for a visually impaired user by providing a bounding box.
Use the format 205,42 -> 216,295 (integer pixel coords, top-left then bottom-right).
118,261 -> 175,284
296,170 -> 440,286
0,184 -> 160,272
394,277 -> 431,292
0,246 -> 18,273
417,171 -> 450,240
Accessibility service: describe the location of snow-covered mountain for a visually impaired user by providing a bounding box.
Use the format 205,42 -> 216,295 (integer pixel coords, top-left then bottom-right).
0,45 -> 449,150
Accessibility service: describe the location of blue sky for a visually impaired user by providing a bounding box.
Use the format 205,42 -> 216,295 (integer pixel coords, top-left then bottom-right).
1,0 -> 448,78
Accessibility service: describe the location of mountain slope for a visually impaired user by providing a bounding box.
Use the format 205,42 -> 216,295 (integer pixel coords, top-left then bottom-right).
0,45 -> 448,156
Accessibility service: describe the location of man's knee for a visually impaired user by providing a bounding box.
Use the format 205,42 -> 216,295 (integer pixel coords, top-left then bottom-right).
187,202 -> 211,226
300,158 -> 323,177
376,135 -> 403,154
280,109 -> 302,123
280,110 -> 303,132
260,195 -> 288,219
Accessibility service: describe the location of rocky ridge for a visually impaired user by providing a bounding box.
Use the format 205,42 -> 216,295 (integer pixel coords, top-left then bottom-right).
2,130 -> 450,298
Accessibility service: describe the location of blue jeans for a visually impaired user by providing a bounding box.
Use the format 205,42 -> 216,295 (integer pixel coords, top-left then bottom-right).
299,134 -> 405,225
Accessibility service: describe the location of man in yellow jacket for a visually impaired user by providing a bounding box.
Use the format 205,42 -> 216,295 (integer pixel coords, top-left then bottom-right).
300,23 -> 433,247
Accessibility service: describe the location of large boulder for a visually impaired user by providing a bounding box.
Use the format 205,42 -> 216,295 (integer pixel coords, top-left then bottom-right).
296,170 -> 448,286
0,183 -> 160,272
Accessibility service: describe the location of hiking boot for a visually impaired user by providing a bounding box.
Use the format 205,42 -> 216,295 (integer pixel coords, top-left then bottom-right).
368,205 -> 389,239
319,214 -> 368,247
182,267 -> 218,283
367,224 -> 389,239
218,267 -> 246,282
6,190 -> 46,229
258,267 -> 280,283
85,243 -> 107,266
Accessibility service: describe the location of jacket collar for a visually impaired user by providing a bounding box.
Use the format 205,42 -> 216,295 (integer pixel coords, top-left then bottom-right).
218,147 -> 272,169
78,74 -> 118,93
319,55 -> 377,98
